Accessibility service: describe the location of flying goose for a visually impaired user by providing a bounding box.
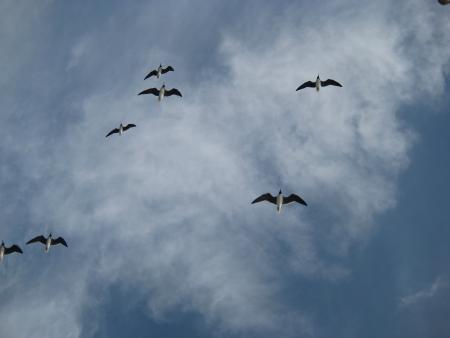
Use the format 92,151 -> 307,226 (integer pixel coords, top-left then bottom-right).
26,233 -> 68,252
106,123 -> 136,137
138,84 -> 182,101
144,64 -> 174,80
0,241 -> 23,263
296,75 -> 342,92
251,190 -> 307,213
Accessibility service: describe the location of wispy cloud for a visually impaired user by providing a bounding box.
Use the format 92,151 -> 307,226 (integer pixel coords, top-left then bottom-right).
0,1 -> 449,337
400,277 -> 448,309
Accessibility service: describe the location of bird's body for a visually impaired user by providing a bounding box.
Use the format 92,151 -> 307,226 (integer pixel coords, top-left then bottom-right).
0,241 -> 23,263
106,123 -> 136,137
26,233 -> 68,253
252,190 -> 307,213
276,193 -> 284,213
138,84 -> 182,102
144,64 -> 174,80
296,75 -> 342,92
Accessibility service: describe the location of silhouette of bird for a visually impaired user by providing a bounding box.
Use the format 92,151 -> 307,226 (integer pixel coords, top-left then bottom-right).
296,75 -> 342,92
252,190 -> 307,213
138,84 -> 182,101
144,64 -> 174,80
106,123 -> 136,137
0,241 -> 23,263
26,233 -> 68,252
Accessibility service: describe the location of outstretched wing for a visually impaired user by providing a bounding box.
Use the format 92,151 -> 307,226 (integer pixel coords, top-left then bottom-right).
123,124 -> 136,131
296,81 -> 315,91
320,79 -> 342,87
164,88 -> 182,97
251,193 -> 277,205
26,235 -> 46,245
51,237 -> 68,247
138,88 -> 160,96
106,128 -> 120,137
144,69 -> 158,80
283,194 -> 307,206
161,66 -> 174,74
4,244 -> 23,255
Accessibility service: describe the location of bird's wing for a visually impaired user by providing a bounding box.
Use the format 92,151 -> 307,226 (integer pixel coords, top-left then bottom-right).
4,244 -> 23,255
51,237 -> 68,247
106,128 -> 120,137
296,81 -> 316,91
26,235 -> 46,245
251,193 -> 277,204
161,66 -> 174,74
144,70 -> 158,80
283,194 -> 307,206
123,124 -> 136,131
321,79 -> 342,87
164,88 -> 182,97
138,88 -> 160,96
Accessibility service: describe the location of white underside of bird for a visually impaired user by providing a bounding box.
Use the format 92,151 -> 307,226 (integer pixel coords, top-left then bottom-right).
277,194 -> 283,213
0,246 -> 4,263
45,237 -> 51,252
159,86 -> 165,101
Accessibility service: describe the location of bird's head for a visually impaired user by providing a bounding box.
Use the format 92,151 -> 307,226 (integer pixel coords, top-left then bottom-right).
162,83 -> 166,88
1,241 -> 4,246
279,190 -> 282,195
317,74 -> 320,79
49,232 -> 52,238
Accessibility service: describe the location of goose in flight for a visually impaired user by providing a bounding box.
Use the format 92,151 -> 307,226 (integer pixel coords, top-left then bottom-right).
296,75 -> 342,92
251,190 -> 307,213
144,64 -> 174,80
138,84 -> 182,101
0,241 -> 23,262
26,233 -> 68,252
106,123 -> 136,137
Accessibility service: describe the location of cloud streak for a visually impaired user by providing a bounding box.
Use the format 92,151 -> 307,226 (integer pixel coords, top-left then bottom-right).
0,1 -> 449,337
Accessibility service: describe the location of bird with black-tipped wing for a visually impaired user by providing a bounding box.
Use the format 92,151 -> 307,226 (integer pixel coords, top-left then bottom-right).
0,241 -> 23,263
144,64 -> 174,80
252,190 -> 307,213
26,233 -> 67,252
296,74 -> 342,92
106,123 -> 136,137
138,84 -> 182,102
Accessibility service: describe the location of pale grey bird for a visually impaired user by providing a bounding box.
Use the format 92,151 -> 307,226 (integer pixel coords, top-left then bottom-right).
144,64 -> 174,80
252,190 -> 307,213
138,84 -> 182,102
296,74 -> 342,92
106,123 -> 136,137
26,233 -> 68,252
0,241 -> 23,263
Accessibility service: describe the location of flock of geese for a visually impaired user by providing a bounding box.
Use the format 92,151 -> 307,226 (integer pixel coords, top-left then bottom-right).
1,61 -> 343,263
1,2 -> 447,273
0,233 -> 67,262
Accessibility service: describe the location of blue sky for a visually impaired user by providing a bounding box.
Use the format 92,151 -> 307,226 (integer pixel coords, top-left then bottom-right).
0,1 -> 449,337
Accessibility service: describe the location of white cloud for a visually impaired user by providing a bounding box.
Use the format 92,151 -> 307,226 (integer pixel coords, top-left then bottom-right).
400,277 -> 448,308
1,1 -> 450,337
